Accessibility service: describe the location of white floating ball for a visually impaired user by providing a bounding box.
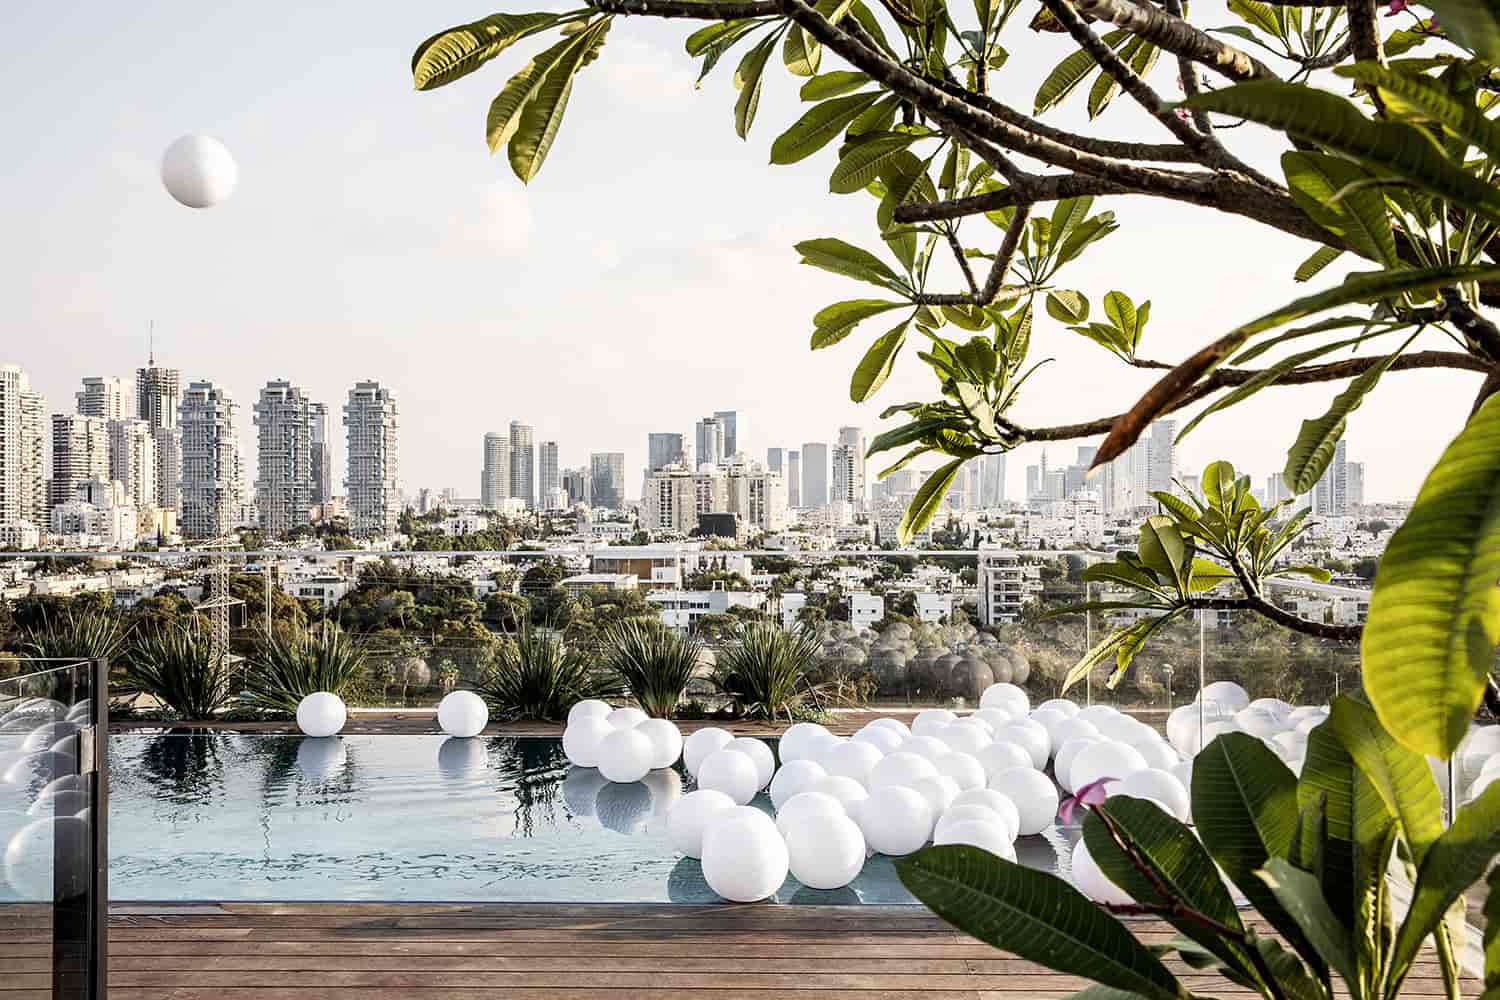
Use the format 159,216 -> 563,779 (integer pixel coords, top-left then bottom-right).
160,135 -> 238,209
989,766 -> 1059,835
769,759 -> 827,810
993,722 -> 1048,769
973,708 -> 1013,731
1133,738 -> 1180,772
1234,706 -> 1286,741
667,789 -> 736,858
910,774 -> 961,817
727,737 -> 775,789
1036,698 -> 1080,718
1112,768 -> 1190,821
697,748 -> 761,805
809,775 -> 869,816
607,707 -> 649,730
981,682 -> 1029,715
822,740 -> 884,787
1271,730 -> 1307,763
977,741 -> 1033,781
802,731 -> 845,763
867,717 -> 912,739
1070,741 -> 1148,793
935,819 -> 1016,861
1050,718 -> 1101,756
1028,708 -> 1069,745
637,718 -> 684,770
899,735 -> 952,762
597,727 -> 653,784
567,700 -> 612,726
295,692 -> 346,738
1167,701 -> 1234,752
436,691 -> 489,738
912,709 -> 958,738
683,728 -> 733,778
1294,713 -> 1328,735
701,813 -> 789,902
1095,713 -> 1146,742
936,804 -> 1012,844
934,751 -> 986,791
776,790 -> 847,838
563,717 -> 614,768
778,722 -> 831,762
784,811 -> 866,890
1248,697 -> 1293,719
1198,681 -> 1250,713
1055,737 -> 1101,793
852,725 -> 904,754
955,715 -> 995,737
858,785 -> 934,856
1076,704 -> 1121,727
869,751 -> 938,789
950,787 -> 1020,840
1071,836 -> 1132,904
5,816 -> 88,899
936,723 -> 991,756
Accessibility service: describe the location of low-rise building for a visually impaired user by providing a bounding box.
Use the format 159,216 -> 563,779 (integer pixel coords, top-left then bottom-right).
648,588 -> 765,633
848,592 -> 884,630
561,572 -> 639,595
977,546 -> 1043,625
914,592 -> 952,623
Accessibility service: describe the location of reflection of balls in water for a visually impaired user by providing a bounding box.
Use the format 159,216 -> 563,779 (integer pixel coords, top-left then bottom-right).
5,816 -> 89,899
295,737 -> 347,782
161,135 -> 238,208
595,780 -> 654,835
437,737 -> 487,780
561,766 -> 607,818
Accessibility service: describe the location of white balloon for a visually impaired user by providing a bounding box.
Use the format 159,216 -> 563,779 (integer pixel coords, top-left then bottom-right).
857,785 -> 934,856
809,775 -> 869,817
697,748 -> 760,805
1036,698 -> 1080,717
1076,704 -> 1121,727
563,717 -> 614,768
899,735 -> 951,762
683,728 -> 734,778
1248,697 -> 1294,719
1198,681 -> 1250,713
295,692 -> 346,738
934,751 -> 987,791
867,717 -> 912,739
910,774 -> 961,817
597,727 -> 654,784
436,691 -> 488,738
1167,701 -> 1236,753
1133,738 -> 1181,772
936,723 -> 992,756
980,682 -> 1029,715
607,707 -> 649,730
988,767 -> 1059,836
1070,741 -> 1149,792
667,789 -> 736,858
1054,736 -> 1101,793
954,715 -> 995,737
776,790 -> 847,837
727,737 -> 776,789
993,722 -> 1048,769
852,725 -> 904,754
821,740 -> 884,787
1028,708 -> 1069,744
949,787 -> 1020,840
801,730 -> 845,762
567,700 -> 612,726
935,818 -> 1016,861
1050,718 -> 1101,756
912,709 -> 958,738
1094,713 -> 1146,741
636,718 -> 684,770
769,759 -> 827,810
784,811 -> 866,890
869,751 -> 938,789
701,813 -> 789,902
1235,706 -> 1285,740
160,135 -> 237,209
936,804 -> 1013,844
973,708 -> 1014,731
1112,768 -> 1190,821
976,741 -> 1034,781
1071,836 -> 1132,904
778,722 -> 832,762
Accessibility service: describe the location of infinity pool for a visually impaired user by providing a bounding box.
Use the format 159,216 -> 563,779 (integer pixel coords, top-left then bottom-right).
89,732 -> 1074,904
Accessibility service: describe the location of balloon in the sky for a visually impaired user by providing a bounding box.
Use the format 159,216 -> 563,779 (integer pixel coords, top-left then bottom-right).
161,135 -> 237,208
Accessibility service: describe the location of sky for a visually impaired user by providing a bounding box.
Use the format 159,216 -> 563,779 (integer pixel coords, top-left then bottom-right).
1,0 -> 1484,504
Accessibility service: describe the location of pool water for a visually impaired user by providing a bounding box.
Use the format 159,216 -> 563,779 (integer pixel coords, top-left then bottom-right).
94,733 -> 1074,904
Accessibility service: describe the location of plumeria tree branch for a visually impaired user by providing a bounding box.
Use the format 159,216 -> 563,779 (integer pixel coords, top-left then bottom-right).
916,206 -> 1031,306
1071,0 -> 1279,82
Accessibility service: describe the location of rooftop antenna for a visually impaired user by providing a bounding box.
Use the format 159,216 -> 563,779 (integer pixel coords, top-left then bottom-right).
148,319 -> 155,367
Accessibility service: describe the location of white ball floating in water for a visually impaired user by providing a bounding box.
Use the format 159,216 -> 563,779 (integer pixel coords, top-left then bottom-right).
563,717 -> 613,768
1133,738 -> 1181,772
776,790 -> 847,837
909,774 -> 961,817
161,134 -> 237,208
900,735 -> 951,762
936,803 -> 1012,843
912,708 -> 958,738
295,692 -> 346,738
974,708 -> 1013,731
977,741 -> 1033,781
993,722 -> 1049,769
770,759 -> 827,810
1055,737 -> 1101,793
1071,836 -> 1133,904
1050,718 -> 1101,756
701,812 -> 789,902
869,751 -> 938,789
567,700 -> 612,726
867,717 -> 912,739
949,787 -> 1020,840
436,691 -> 488,738
667,788 -> 736,858
683,728 -> 733,778
852,725 -> 904,754
1070,740 -> 1148,793
607,707 -> 649,730
1198,681 -> 1250,713
822,740 -> 884,787
1036,698 -> 1080,718
989,766 -> 1059,836
935,818 -> 1016,861
727,737 -> 776,790
778,722 -> 831,762
597,727 -> 653,784
936,723 -> 991,756
784,810 -> 866,890
934,751 -> 987,791
636,718 -> 684,770
697,748 -> 760,805
981,682 -> 1029,715
858,785 -> 934,856
1112,768 -> 1190,821
808,775 -> 869,817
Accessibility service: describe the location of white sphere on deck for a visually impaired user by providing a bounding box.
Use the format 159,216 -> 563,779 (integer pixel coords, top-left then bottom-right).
636,718 -> 684,770
1132,738 -> 1180,772
1071,837 -> 1132,904
161,135 -> 238,209
1028,708 -> 1069,744
989,766 -> 1059,835
437,691 -> 488,738
776,790 -> 849,837
727,737 -> 776,789
912,709 -> 958,738
607,707 -> 649,730
697,748 -> 761,804
934,751 -> 986,791
973,708 -> 1013,731
769,759 -> 827,810
701,813 -> 789,902
909,774 -> 961,817
981,683 -> 1029,715
597,727 -> 654,784
563,717 -> 614,768
784,810 -> 866,890
949,787 -> 1020,839
1076,704 -> 1121,727
935,819 -> 1016,861
779,722 -> 832,762
936,723 -> 991,756
295,692 -> 347,738
809,775 -> 869,817
822,740 -> 885,787
869,751 -> 938,789
667,788 -> 736,858
1112,768 -> 1190,821
683,728 -> 734,778
1094,713 -> 1145,742
1070,741 -> 1148,793
857,785 -> 934,856
567,700 -> 612,726
1050,718 -> 1101,757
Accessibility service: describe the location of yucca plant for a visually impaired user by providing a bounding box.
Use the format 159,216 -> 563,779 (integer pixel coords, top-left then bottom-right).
246,622 -> 368,716
121,618 -> 235,720
479,622 -> 619,721
20,606 -> 128,663
709,622 -> 821,721
601,620 -> 703,718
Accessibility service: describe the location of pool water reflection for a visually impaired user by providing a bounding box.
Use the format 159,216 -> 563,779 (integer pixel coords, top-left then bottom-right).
95,732 -> 1074,904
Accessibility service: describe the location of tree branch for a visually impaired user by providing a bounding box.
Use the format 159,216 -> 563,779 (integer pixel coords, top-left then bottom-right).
918,205 -> 1031,306
1071,0 -> 1278,82
1440,286 -> 1500,361
1161,0 -> 1215,136
1189,597 -> 1363,641
946,230 -> 981,296
1345,0 -> 1385,65
1301,38 -> 1354,71
589,0 -> 779,16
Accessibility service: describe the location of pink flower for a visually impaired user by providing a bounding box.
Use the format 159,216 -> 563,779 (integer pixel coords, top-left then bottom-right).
1384,0 -> 1407,15
1058,777 -> 1114,825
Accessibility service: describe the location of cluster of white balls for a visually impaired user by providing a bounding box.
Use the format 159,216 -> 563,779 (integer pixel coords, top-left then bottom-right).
1163,681 -> 1326,774
562,700 -> 685,784
1,697 -> 93,899
292,689 -> 491,741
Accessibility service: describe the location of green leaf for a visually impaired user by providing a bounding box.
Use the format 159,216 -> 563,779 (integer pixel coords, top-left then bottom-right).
1258,858 -> 1361,996
1327,698 -> 1443,866
1282,342 -> 1404,494
1295,245 -> 1345,283
772,92 -> 881,164
413,12 -> 566,91
486,30 -> 585,154
850,320 -> 909,401
897,846 -> 1186,1000
507,20 -> 611,184
1484,866 -> 1500,992
1363,392 -> 1500,758
733,32 -> 778,138
1046,290 -> 1090,324
1281,152 -> 1399,266
1086,38 -> 1139,119
1187,558 -> 1236,593
1186,81 -> 1500,226
688,20 -> 760,86
830,133 -> 918,194
1102,291 -> 1137,342
1137,514 -> 1189,591
1034,31 -> 1129,114
781,25 -> 820,76
811,299 -> 906,348
1054,213 -> 1119,268
899,458 -> 964,543
867,416 -> 963,456
1424,0 -> 1500,61
1338,62 -> 1500,162
796,238 -> 905,291
1228,0 -> 1284,38
800,70 -> 870,100
1268,564 -> 1333,583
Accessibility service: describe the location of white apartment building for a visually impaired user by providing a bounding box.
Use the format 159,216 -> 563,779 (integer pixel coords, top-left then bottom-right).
0,522 -> 40,548
254,380 -> 314,538
915,592 -> 953,623
481,431 -> 510,509
76,377 -> 129,421
309,401 -> 333,504
180,381 -> 242,539
108,418 -> 158,510
832,427 -> 866,510
0,365 -> 47,528
977,546 -> 1043,624
848,592 -> 884,630
649,587 -> 765,633
48,413 -> 110,514
49,479 -> 138,549
345,381 -> 401,539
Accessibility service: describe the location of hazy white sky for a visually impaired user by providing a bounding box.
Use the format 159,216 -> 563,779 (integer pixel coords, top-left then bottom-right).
2,1 -> 1483,502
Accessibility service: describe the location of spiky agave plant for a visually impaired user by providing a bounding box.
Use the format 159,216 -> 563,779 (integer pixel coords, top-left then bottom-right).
20,605 -> 128,663
479,621 -> 619,721
601,619 -> 703,718
246,621 -> 368,716
710,622 -> 822,721
122,617 -> 234,720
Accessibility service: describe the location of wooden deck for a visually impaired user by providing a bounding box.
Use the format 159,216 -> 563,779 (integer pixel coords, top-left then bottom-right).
0,902 -> 1475,998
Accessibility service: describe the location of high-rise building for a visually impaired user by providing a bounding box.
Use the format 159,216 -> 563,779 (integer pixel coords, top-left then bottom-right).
801,442 -> 828,507
832,426 -> 867,510
648,432 -> 685,472
724,459 -> 787,532
590,452 -> 626,510
1147,420 -> 1178,494
77,377 -> 129,421
766,447 -> 784,473
695,416 -> 726,469
539,441 -> 560,496
108,418 -> 158,510
1314,439 -> 1352,515
49,413 -> 110,514
481,431 -> 511,509
509,421 -> 535,507
714,410 -> 739,458
309,402 -> 333,504
0,365 -> 46,527
135,359 -> 180,432
1346,460 -> 1365,509
787,450 -> 801,507
179,381 -> 242,539
561,466 -> 591,507
979,453 -> 1006,507
642,464 -> 697,533
253,380 -> 314,538
344,381 -> 400,539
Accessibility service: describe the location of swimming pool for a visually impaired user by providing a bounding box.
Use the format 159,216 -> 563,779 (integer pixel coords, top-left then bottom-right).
83,733 -> 1075,904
